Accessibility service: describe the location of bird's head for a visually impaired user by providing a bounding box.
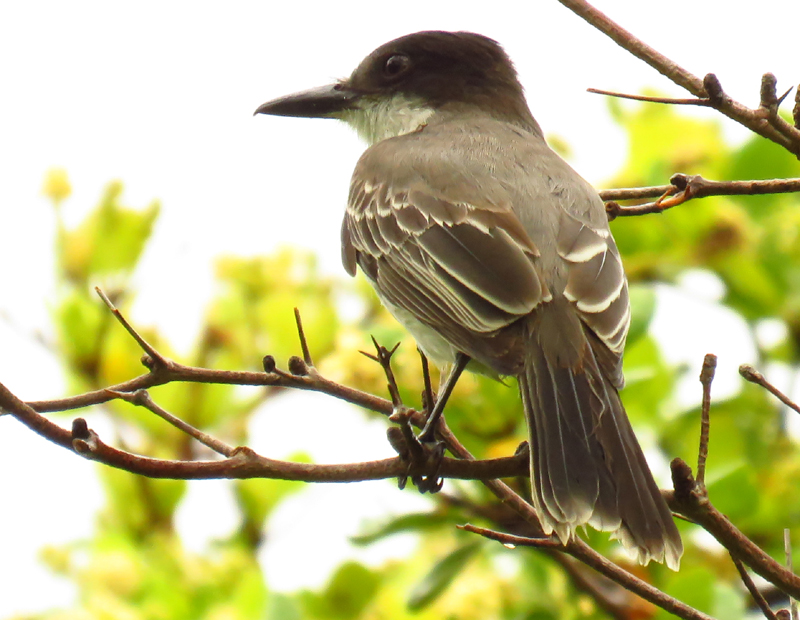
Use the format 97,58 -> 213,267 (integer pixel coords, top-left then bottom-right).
255,31 -> 537,144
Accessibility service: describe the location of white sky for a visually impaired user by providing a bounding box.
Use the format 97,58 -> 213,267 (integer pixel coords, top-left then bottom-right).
0,0 -> 798,615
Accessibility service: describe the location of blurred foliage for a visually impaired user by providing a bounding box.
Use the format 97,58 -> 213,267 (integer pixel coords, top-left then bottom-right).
10,97 -> 800,620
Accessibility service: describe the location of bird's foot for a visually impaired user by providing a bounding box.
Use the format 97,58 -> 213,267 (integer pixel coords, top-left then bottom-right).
387,407 -> 445,493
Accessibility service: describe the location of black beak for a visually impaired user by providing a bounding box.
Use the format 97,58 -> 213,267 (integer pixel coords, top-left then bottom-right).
254,83 -> 360,119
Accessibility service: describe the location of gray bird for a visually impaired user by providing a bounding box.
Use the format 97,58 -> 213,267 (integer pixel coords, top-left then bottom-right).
255,31 -> 682,569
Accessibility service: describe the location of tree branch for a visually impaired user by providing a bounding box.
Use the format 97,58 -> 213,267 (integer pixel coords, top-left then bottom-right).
730,552 -> 779,620
435,424 -> 715,620
740,364 -> 800,416
602,175 -> 800,219
670,459 -> 800,600
557,0 -> 800,157
697,353 -> 717,488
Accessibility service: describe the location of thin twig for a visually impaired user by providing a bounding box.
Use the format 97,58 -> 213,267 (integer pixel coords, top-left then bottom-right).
671,459 -> 800,600
557,0 -> 800,157
604,175 -> 800,218
418,347 -> 434,415
0,290 -> 774,617
438,425 -> 715,620
740,365 -> 800,415
3,309 -> 708,620
556,0 -> 705,95
697,354 -> 717,488
365,337 -> 403,407
366,338 -> 430,490
95,286 -> 169,368
293,307 -> 313,367
458,524 -> 561,548
602,176 -> 800,202
107,388 -> 236,457
587,87 -> 713,107
759,74 -> 799,142
787,530 -> 798,620
1,379 -> 529,482
730,552 -> 779,620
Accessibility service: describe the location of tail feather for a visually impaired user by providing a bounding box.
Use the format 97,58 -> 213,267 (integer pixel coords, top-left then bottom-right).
525,343 -> 601,536
521,331 -> 683,570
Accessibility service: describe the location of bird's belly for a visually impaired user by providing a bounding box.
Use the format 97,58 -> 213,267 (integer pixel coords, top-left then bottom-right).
381,297 -> 459,366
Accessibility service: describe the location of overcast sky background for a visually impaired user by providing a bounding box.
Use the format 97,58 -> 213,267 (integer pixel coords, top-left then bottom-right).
1,0 -> 798,615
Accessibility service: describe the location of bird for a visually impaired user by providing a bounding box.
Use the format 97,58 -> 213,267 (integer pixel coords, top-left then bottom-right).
254,30 -> 682,569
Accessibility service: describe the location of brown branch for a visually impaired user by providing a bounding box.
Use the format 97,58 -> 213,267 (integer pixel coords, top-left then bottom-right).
107,388 -> 236,457
362,337 -> 404,409
740,364 -> 800,416
730,552 -> 779,620
418,348 -> 435,415
794,84 -> 800,129
557,0 -> 800,157
437,425 -> 715,620
587,87 -> 714,107
697,354 -> 717,488
787,530 -> 799,620
294,307 -> 314,367
459,524 -> 560,548
374,345 -> 660,620
670,459 -> 800,600
95,287 -> 168,368
1,295 -> 777,618
603,175 -> 800,219
556,0 -> 704,95
5,302 -> 708,619
2,379 -> 532,483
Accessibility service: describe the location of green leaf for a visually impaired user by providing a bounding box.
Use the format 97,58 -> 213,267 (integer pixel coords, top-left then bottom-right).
350,511 -> 454,546
54,288 -> 107,382
266,593 -> 303,620
705,464 -> 759,523
59,181 -> 159,284
727,130 -> 800,213
301,561 -> 381,619
407,541 -> 482,611
656,566 -> 715,618
627,283 -> 656,345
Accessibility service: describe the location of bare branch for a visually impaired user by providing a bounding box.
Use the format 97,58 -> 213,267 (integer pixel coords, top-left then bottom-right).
556,0 -> 704,95
697,354 -> 717,488
670,459 -> 800,600
740,365 -> 800,415
95,287 -> 170,369
603,175 -> 800,219
459,523 -> 560,548
437,425 -> 715,620
107,388 -> 236,457
418,347 -> 435,415
730,552 -> 779,620
3,289 -> 785,618
787,530 -> 798,620
557,0 -> 800,157
1,378 -> 530,483
587,87 -> 713,107
294,307 -> 314,367
794,84 -> 800,129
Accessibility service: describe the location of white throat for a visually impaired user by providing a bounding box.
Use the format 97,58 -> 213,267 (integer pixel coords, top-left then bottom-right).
339,94 -> 435,145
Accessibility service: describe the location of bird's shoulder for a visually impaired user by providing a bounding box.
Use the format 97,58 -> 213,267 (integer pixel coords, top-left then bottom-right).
351,116 -> 608,231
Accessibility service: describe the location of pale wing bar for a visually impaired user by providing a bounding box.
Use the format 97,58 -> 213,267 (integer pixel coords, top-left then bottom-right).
556,209 -> 631,384
345,179 -> 549,335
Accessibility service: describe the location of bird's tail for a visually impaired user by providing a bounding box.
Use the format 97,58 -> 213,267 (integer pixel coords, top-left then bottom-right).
519,328 -> 683,570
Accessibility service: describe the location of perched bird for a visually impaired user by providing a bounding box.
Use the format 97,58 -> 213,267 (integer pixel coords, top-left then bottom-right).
255,31 -> 682,569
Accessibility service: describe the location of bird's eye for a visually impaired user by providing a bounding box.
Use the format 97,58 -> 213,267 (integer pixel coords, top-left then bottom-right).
383,54 -> 411,78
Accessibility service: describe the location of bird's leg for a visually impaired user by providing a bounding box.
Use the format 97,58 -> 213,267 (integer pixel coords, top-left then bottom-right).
418,352 -> 470,443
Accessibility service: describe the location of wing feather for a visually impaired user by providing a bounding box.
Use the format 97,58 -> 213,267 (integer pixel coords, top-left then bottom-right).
343,171 -> 548,372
